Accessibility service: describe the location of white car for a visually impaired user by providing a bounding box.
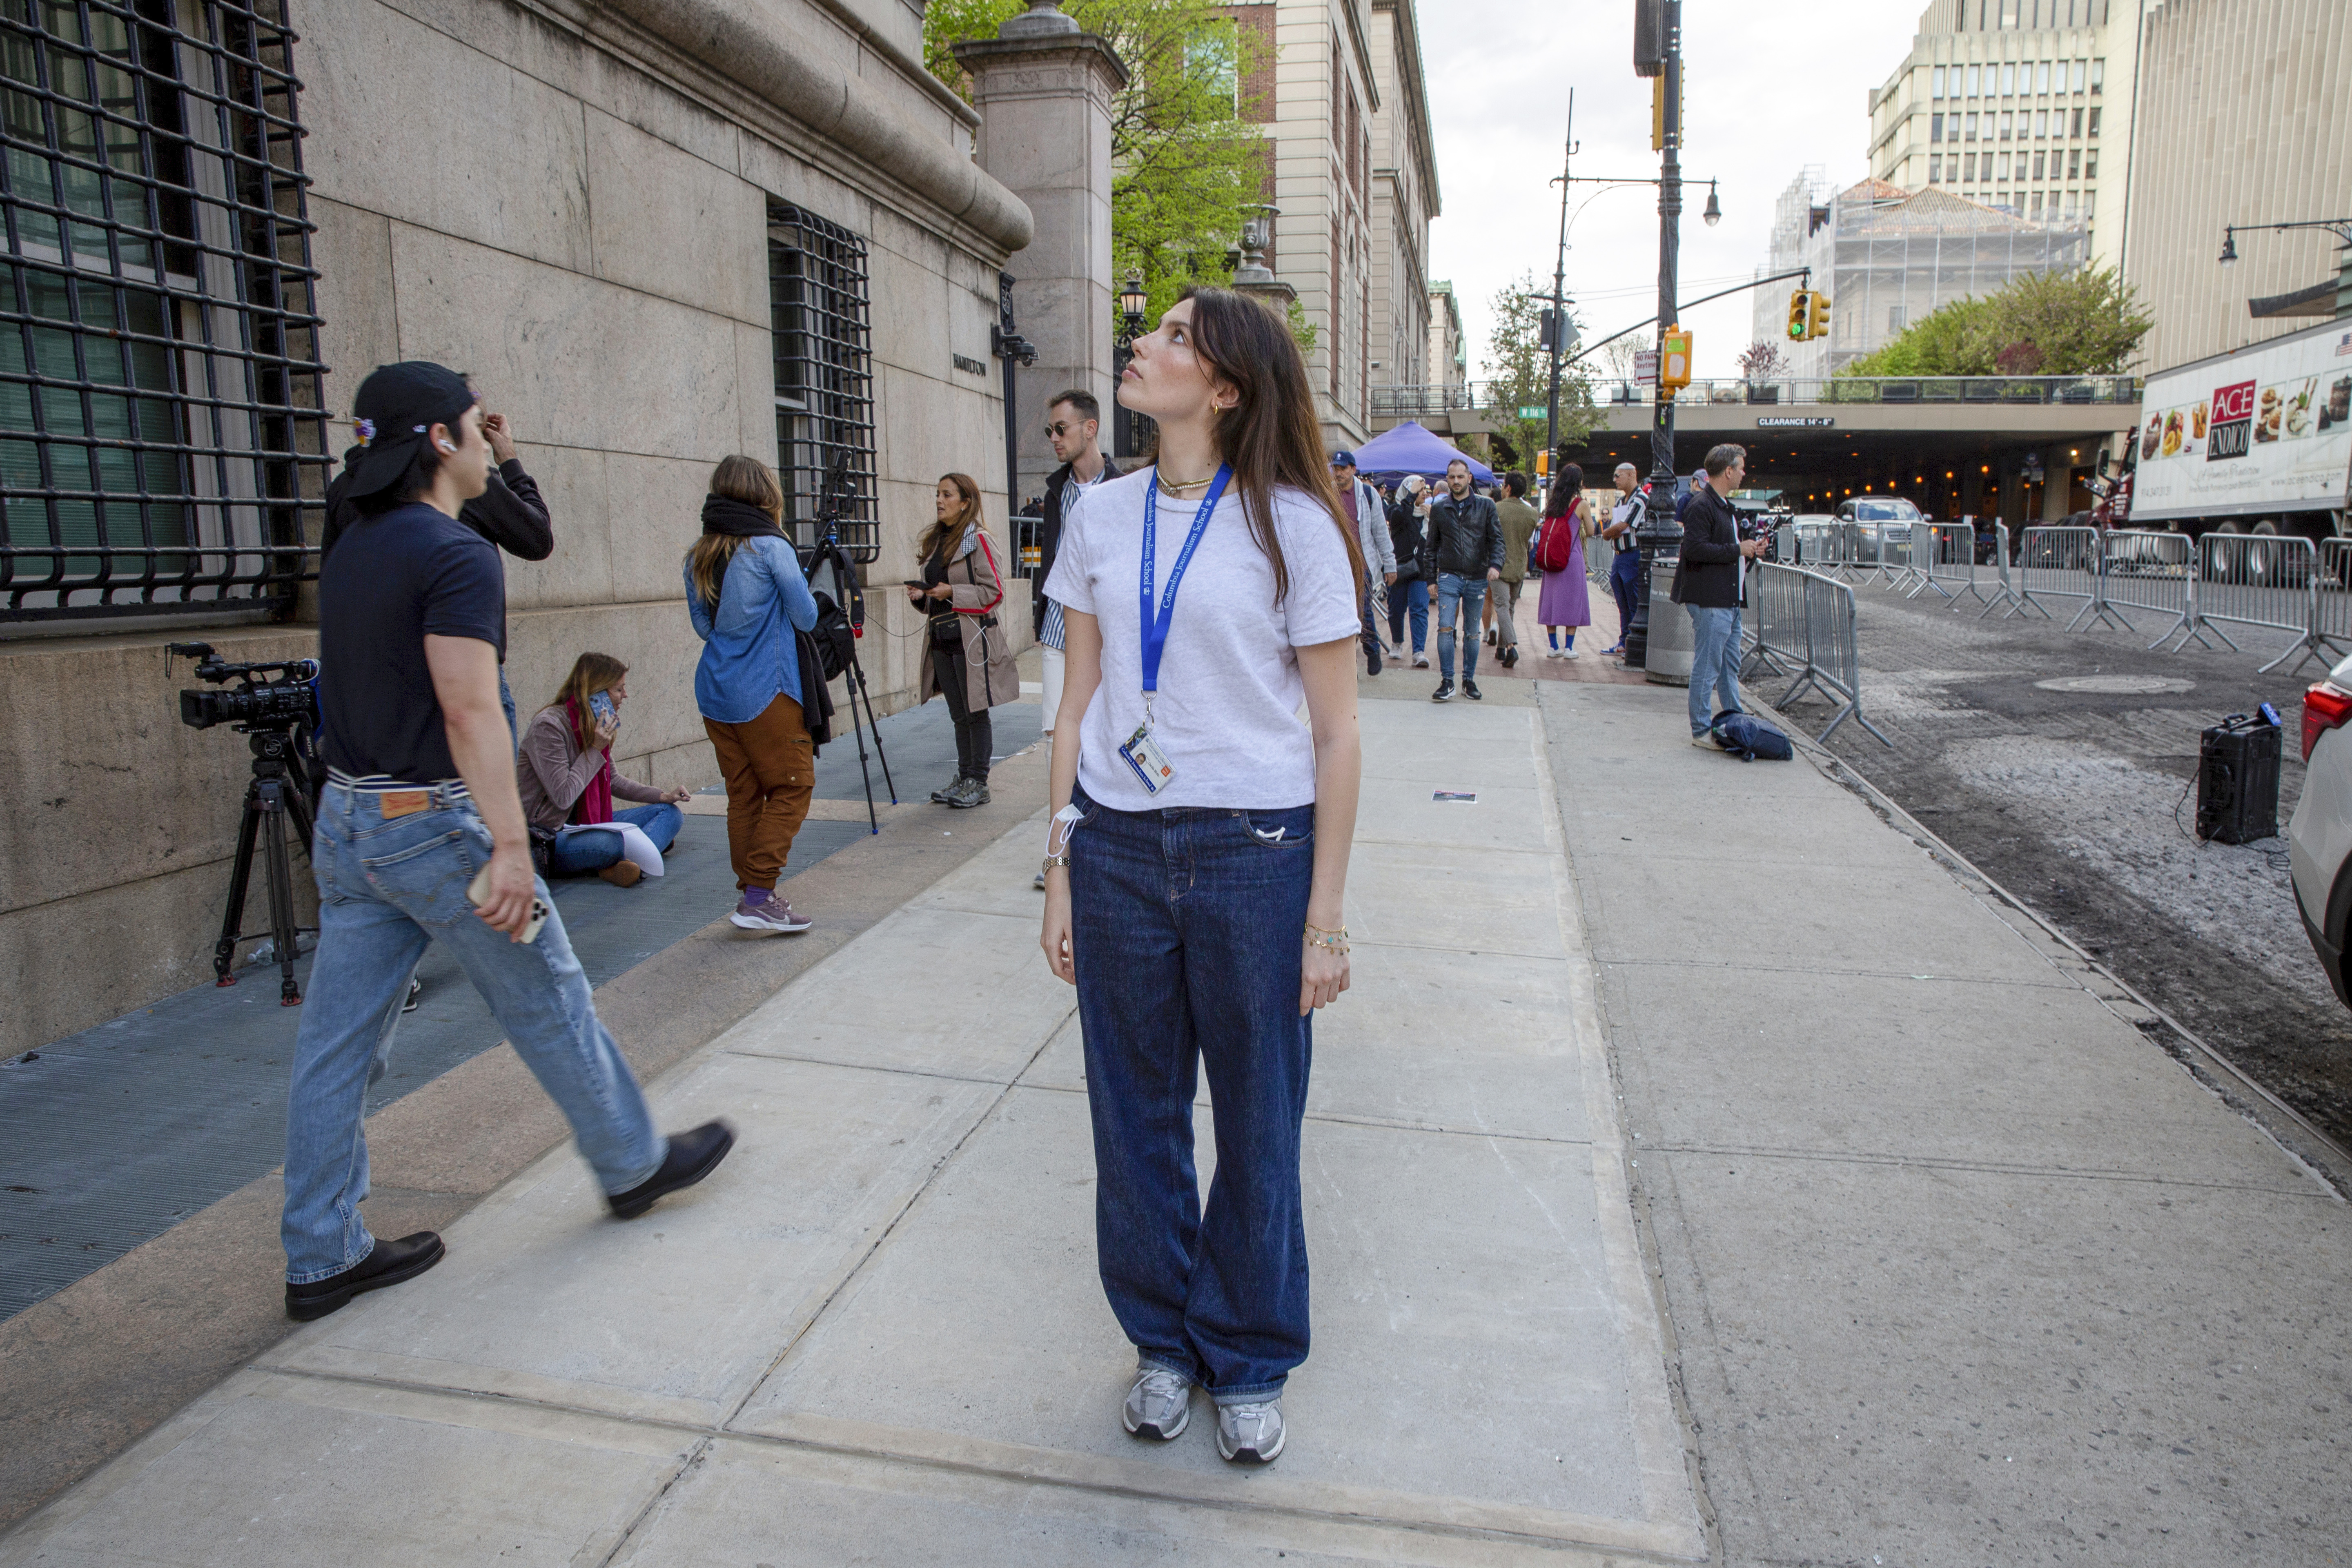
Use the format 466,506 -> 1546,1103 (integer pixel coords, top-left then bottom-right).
2290,657 -> 2352,1006
1836,496 -> 1925,564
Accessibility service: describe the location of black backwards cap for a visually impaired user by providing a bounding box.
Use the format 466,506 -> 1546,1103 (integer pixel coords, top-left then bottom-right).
339,361 -> 477,499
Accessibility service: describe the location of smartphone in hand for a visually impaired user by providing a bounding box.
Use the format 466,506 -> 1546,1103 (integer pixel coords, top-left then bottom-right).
466,866 -> 549,943
588,690 -> 617,726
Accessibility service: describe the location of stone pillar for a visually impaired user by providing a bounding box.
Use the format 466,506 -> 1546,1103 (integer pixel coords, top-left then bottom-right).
955,9 -> 1127,509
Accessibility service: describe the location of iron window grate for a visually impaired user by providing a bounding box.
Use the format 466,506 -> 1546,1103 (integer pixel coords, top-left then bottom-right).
0,0 -> 327,626
768,200 -> 876,564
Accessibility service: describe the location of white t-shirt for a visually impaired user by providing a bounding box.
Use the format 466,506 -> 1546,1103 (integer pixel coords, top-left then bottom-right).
1045,468 -> 1359,811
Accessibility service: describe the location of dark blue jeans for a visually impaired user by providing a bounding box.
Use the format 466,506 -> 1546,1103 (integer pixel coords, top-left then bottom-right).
1609,552 -> 1640,646
546,802 -> 684,877
1067,781 -> 1315,1403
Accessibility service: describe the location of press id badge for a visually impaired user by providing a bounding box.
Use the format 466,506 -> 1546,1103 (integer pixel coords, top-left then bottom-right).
1119,722 -> 1176,794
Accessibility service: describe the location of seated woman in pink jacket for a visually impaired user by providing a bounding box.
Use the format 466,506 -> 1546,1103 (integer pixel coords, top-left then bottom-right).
516,652 -> 691,886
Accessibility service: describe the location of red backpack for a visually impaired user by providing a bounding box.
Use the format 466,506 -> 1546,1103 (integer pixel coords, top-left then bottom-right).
1533,506 -> 1577,573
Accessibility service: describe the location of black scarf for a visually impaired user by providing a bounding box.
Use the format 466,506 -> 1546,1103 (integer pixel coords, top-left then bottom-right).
700,496 -> 785,537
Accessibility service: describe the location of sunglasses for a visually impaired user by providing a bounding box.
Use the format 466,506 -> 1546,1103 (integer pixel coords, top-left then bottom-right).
1044,420 -> 1091,439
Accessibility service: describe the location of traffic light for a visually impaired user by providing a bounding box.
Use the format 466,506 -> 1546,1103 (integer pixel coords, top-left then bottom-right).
1807,290 -> 1831,341
1536,451 -> 1551,479
1786,290 -> 1810,341
1659,325 -> 1693,391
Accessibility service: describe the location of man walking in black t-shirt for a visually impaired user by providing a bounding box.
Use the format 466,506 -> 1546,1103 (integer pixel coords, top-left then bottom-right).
280,363 -> 732,1322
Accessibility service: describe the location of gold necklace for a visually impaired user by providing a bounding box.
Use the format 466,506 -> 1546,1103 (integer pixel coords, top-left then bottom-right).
1156,470 -> 1217,494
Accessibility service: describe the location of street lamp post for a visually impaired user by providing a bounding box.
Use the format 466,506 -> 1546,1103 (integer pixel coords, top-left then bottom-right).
1542,95 -> 1577,463
1112,268 -> 1151,459
2219,218 -> 2352,318
1626,0 -> 1684,671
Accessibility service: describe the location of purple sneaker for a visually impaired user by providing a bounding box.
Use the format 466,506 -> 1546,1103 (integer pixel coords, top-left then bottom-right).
730,892 -> 812,933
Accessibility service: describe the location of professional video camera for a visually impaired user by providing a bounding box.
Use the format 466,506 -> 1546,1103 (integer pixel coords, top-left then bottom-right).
167,641 -> 322,1005
169,641 -> 320,731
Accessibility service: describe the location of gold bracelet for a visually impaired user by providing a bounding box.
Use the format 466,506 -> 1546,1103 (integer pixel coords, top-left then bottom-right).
1304,923 -> 1350,953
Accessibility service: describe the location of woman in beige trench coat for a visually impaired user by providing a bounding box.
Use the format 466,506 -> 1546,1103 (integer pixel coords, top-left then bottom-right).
909,471 -> 1021,807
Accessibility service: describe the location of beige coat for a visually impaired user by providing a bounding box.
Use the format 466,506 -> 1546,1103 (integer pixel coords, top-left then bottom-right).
915,524 -> 1021,712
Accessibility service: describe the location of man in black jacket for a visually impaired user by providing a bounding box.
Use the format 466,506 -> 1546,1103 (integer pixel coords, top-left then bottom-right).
1426,458 -> 1502,702
1671,443 -> 1766,745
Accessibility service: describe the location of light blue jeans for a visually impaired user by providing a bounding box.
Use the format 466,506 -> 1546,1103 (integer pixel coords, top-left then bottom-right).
1686,604 -> 1745,736
1434,572 -> 1487,681
282,781 -> 666,1283
546,802 -> 684,877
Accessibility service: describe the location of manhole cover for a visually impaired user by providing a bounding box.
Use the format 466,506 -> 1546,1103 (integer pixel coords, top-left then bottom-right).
2034,674 -> 2196,695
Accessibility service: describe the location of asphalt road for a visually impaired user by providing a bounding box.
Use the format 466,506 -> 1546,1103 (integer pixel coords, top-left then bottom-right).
1785,581 -> 2352,1155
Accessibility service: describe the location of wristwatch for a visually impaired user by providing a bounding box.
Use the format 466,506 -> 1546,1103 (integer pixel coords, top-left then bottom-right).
1041,853 -> 1070,876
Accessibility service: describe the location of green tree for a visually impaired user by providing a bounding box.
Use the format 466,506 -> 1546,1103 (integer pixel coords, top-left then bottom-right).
1840,264 -> 2151,377
927,0 -> 1270,328
1479,274 -> 1598,469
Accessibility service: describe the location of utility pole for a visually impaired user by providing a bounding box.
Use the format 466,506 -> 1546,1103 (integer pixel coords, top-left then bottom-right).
1625,0 -> 1683,670
1543,93 -> 1576,462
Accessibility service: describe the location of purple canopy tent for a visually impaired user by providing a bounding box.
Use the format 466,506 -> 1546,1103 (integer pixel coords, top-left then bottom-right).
1350,421 -> 1497,487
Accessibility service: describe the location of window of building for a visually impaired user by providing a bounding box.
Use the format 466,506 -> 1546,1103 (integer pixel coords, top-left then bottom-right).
767,201 -> 877,562
1931,113 -> 1944,141
1967,64 -> 1980,96
1996,151 -> 2011,180
2070,107 -> 2083,136
1192,20 -> 1239,114
1999,111 -> 2012,139
2031,149 -> 2045,178
2000,62 -> 2015,95
1933,65 -> 1946,97
2038,60 -> 2053,92
2090,57 -> 2103,92
1964,152 -> 1978,182
2085,149 -> 2098,178
2036,109 -> 2049,137
1,0 -> 328,627
2087,106 -> 2101,136
2084,188 -> 2094,219
1889,305 -> 1906,334
2064,191 -> 2078,219
2067,147 -> 2080,178
1928,155 -> 1941,183
2029,190 -> 2043,218
2071,59 -> 2086,92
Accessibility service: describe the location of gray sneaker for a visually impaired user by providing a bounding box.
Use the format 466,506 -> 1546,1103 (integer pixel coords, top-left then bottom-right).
1216,1399 -> 1284,1464
947,776 -> 991,808
929,774 -> 964,804
730,894 -> 812,933
1123,1363 -> 1191,1441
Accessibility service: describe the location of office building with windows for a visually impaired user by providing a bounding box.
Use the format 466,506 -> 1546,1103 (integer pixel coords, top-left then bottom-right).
1866,0 -> 2138,274
0,0 -> 1031,1051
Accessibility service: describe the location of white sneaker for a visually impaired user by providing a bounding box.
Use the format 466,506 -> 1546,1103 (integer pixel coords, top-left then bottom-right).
1216,1399 -> 1285,1464
1123,1363 -> 1192,1441
1690,732 -> 1718,750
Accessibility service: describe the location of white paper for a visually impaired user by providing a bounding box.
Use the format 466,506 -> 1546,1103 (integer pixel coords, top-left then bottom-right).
560,822 -> 665,877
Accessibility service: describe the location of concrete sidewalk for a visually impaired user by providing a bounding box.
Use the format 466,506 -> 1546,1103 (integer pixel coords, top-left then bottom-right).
6,671 -> 2348,1565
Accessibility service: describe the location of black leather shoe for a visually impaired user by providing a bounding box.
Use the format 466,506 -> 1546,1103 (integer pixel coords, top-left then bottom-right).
608,1121 -> 736,1219
285,1231 -> 445,1322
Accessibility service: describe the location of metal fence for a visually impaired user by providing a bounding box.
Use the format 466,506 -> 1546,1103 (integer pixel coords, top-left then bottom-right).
1743,563 -> 1891,746
2174,532 -> 2321,673
2008,526 -> 2109,629
2311,538 -> 2352,678
2097,529 -> 2195,648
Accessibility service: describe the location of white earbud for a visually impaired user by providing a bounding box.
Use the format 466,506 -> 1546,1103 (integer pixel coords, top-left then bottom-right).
437,440 -> 457,453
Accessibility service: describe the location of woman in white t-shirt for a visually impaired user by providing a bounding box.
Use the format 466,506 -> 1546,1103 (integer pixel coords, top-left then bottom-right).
1039,287 -> 1365,1468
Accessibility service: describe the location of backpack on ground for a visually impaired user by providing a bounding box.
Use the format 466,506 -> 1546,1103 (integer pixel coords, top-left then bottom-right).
1708,710 -> 1792,761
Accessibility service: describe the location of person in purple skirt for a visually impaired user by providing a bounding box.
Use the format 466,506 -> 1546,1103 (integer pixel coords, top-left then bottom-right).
1536,461 -> 1593,657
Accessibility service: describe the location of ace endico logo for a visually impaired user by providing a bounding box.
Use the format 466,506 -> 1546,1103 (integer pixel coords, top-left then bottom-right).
2207,378 -> 2256,461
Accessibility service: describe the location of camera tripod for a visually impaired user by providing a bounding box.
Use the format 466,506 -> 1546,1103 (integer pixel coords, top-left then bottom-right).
212,724 -> 318,1005
808,523 -> 898,831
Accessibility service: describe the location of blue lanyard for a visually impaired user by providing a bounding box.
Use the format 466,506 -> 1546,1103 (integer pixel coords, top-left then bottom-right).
1139,464 -> 1233,697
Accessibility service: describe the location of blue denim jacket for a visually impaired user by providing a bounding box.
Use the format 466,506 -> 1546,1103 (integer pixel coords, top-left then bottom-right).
685,535 -> 820,724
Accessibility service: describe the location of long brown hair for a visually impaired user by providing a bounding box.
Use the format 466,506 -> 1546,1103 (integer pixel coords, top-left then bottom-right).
1179,286 -> 1365,604
541,652 -> 629,751
686,454 -> 784,609
918,472 -> 984,565
1544,457 -> 1584,520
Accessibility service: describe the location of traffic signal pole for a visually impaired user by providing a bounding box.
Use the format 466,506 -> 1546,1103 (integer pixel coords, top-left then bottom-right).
1625,0 -> 1682,670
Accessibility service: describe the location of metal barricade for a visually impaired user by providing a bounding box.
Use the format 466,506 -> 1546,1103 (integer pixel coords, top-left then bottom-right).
2177,532 -> 2320,672
2098,529 -> 2196,648
1743,563 -> 1891,747
1976,524 -> 2027,618
1911,522 -> 1982,605
2009,525 -> 2107,628
2307,537 -> 2352,677
1773,523 -> 1795,566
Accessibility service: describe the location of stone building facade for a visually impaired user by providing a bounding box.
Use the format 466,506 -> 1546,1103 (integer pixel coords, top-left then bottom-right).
1364,0 -> 1437,395
0,0 -> 1040,1054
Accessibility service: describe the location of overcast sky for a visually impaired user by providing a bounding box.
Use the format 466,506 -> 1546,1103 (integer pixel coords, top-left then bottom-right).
1422,0 -> 1925,383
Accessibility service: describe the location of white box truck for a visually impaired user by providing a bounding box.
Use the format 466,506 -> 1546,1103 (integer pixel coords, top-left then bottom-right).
2124,317 -> 2352,540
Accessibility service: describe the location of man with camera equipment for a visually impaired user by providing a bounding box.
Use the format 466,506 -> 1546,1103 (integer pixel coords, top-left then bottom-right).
281,362 -> 733,1323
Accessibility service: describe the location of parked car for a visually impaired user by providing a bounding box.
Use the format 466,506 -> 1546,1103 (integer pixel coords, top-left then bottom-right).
1836,496 -> 1924,564
2291,660 -> 2352,1008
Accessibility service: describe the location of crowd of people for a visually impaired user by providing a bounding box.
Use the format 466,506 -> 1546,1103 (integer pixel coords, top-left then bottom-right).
276,289 -> 1754,1474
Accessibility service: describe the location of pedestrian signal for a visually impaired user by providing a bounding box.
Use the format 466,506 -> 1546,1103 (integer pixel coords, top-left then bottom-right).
1536,451 -> 1551,479
1659,325 -> 1693,391
1786,290 -> 1810,341
1806,291 -> 1831,341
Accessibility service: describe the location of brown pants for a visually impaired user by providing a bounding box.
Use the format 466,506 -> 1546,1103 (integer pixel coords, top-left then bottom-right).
704,693 -> 813,892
